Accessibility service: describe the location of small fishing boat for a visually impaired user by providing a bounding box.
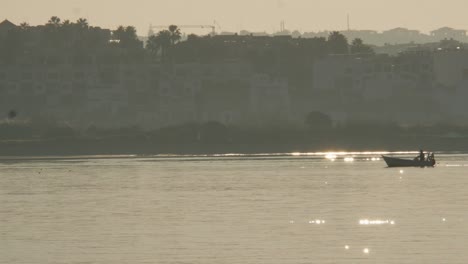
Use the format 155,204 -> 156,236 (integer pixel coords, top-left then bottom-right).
382,155 -> 435,168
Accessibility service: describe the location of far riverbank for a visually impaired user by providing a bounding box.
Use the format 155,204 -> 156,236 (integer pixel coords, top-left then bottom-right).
1,135 -> 467,157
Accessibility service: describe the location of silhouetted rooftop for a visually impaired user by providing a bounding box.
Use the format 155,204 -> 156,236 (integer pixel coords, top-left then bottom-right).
431,27 -> 466,33
0,19 -> 16,28
383,27 -> 420,33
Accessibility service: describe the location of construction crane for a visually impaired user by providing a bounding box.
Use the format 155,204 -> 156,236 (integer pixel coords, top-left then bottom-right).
149,24 -> 216,36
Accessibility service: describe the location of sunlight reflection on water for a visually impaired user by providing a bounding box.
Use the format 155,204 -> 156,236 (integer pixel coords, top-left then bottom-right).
1,152 -> 468,263
359,219 -> 395,225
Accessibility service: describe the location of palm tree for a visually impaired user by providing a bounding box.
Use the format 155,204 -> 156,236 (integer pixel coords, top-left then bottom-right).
76,18 -> 89,29
57,20 -> 74,47
146,25 -> 182,61
43,16 -> 63,48
146,30 -> 171,62
19,22 -> 29,30
168,25 -> 181,45
146,35 -> 160,57
47,16 -> 62,27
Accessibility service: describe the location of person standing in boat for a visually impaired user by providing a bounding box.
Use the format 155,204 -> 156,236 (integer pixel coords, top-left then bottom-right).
428,152 -> 436,165
418,149 -> 425,161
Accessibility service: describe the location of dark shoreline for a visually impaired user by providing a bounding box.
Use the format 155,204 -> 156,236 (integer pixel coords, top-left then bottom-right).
1,136 -> 468,157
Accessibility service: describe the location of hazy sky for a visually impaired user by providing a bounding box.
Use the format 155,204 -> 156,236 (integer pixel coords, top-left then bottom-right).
2,0 -> 467,35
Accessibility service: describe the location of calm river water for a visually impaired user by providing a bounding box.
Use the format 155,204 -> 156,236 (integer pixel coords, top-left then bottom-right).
1,152 -> 468,263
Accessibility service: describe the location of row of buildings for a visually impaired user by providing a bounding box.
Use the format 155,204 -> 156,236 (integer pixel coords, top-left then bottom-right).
0,59 -> 291,129
1,19 -> 468,129
312,48 -> 468,124
233,27 -> 468,46
1,48 -> 468,129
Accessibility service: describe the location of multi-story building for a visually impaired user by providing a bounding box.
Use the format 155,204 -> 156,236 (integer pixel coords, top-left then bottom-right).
311,51 -> 449,124
433,48 -> 468,88
0,54 -> 295,129
431,27 -> 467,42
249,73 -> 291,125
432,49 -> 468,123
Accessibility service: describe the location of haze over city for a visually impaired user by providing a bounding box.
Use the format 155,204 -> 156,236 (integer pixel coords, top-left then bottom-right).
3,1 -> 468,264
2,0 -> 468,34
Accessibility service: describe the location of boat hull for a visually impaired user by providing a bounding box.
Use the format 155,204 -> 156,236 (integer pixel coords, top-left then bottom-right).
382,155 -> 435,168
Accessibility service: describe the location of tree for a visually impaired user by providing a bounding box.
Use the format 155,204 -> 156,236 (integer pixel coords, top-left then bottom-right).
47,16 -> 62,28
146,30 -> 171,61
69,18 -> 90,50
124,26 -> 139,44
145,25 -> 181,61
146,35 -> 159,57
43,16 -> 64,47
19,22 -> 29,30
112,26 -> 142,49
76,18 -> 89,29
168,25 -> 181,45
327,31 -> 348,54
62,20 -> 71,26
350,38 -> 374,54
112,26 -> 125,39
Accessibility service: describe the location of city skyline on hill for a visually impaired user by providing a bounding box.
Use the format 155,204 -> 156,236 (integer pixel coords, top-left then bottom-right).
2,0 -> 468,35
